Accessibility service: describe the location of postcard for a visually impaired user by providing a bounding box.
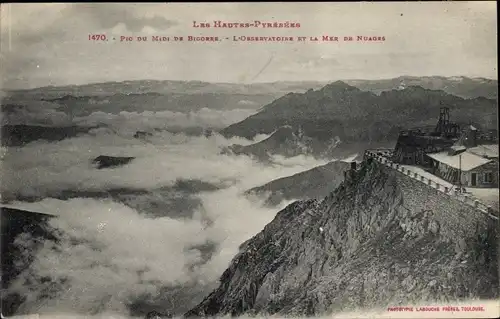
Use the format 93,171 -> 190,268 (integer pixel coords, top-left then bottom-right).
0,2 -> 498,319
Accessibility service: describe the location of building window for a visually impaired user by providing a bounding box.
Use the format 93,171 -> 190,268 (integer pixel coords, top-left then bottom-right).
484,172 -> 493,184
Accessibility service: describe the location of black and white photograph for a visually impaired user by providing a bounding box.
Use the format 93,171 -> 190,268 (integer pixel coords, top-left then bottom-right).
0,2 -> 498,319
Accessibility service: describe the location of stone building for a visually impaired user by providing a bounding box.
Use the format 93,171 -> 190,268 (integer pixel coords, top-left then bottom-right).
391,107 -> 498,188
426,148 -> 498,188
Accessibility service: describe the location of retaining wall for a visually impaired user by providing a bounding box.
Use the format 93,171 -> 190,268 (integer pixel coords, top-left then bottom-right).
364,149 -> 498,222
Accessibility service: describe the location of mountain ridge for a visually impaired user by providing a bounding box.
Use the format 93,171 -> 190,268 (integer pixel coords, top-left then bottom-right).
219,82 -> 497,159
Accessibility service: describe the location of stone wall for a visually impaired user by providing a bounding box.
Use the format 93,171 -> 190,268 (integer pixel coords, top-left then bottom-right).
364,150 -> 498,247
394,165 -> 495,242
365,150 -> 498,219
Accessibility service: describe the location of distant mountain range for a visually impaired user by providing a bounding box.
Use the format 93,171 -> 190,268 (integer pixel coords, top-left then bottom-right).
4,76 -> 497,100
221,82 -> 497,159
1,77 -> 497,150
345,76 -> 497,100
3,80 -> 323,98
2,92 -> 270,119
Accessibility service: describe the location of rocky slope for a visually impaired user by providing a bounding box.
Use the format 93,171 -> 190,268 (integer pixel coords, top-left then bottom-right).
245,161 -> 351,206
185,159 -> 498,317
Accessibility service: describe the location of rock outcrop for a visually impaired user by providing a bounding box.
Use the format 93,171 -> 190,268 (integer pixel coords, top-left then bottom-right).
92,155 -> 135,169
185,159 -> 498,317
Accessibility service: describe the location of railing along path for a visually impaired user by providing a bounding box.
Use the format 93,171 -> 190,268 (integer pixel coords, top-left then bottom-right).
364,149 -> 499,221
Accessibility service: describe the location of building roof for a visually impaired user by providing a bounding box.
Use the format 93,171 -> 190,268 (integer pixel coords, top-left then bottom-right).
427,151 -> 492,171
467,144 -> 499,158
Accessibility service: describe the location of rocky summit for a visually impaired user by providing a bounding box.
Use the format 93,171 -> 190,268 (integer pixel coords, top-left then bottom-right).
185,159 -> 498,317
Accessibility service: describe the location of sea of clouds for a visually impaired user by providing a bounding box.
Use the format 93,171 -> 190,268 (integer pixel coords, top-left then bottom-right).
1,105 -> 332,317
2,95 -> 493,319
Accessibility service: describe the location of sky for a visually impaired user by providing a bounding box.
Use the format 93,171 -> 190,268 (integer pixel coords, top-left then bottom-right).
0,2 -> 497,89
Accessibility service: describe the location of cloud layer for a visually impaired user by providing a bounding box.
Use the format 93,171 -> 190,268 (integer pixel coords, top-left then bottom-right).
3,123 -> 330,316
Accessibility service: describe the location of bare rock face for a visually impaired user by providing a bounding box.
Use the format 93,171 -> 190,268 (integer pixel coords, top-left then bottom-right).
185,160 -> 498,317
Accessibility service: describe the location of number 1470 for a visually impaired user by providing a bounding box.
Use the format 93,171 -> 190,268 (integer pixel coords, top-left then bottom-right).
88,34 -> 107,41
